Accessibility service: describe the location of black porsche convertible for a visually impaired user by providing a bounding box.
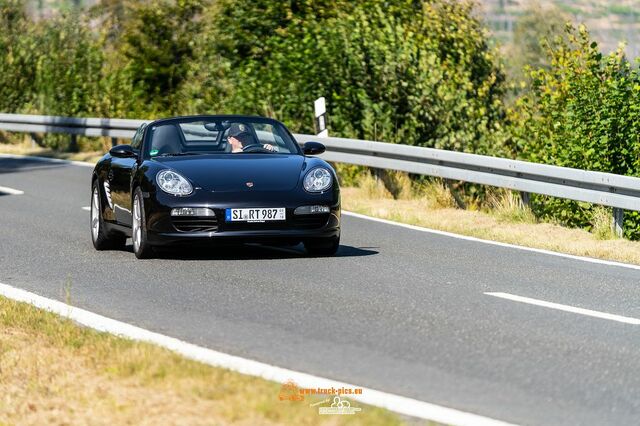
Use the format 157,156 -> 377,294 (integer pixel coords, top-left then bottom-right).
90,115 -> 340,258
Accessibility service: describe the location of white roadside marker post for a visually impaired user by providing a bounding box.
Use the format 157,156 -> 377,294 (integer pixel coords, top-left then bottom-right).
314,96 -> 328,138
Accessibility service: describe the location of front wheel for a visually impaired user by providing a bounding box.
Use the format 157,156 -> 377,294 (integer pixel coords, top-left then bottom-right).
304,236 -> 340,257
91,181 -> 126,250
132,188 -> 154,259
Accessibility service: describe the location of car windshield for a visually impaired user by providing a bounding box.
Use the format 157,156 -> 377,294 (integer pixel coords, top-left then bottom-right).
147,118 -> 299,156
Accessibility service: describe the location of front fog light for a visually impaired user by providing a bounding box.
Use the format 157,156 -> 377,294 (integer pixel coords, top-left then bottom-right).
294,205 -> 330,215
171,208 -> 215,217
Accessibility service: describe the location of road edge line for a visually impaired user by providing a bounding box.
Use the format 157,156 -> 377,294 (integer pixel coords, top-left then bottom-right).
342,211 -> 640,272
0,282 -> 515,426
0,185 -> 24,195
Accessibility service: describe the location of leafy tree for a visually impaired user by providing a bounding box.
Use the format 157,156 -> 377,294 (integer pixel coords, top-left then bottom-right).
26,13 -> 106,149
117,0 -> 207,115
509,24 -> 640,237
214,0 -> 352,69
29,14 -> 104,118
90,0 -> 131,44
0,0 -> 36,112
214,0 -> 507,156
505,2 -> 569,83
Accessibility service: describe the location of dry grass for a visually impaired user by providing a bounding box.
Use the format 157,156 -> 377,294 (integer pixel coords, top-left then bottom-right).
0,297 -> 409,426
591,206 -> 617,241
0,141 -> 104,164
356,173 -> 456,209
485,188 -> 537,224
343,181 -> 640,266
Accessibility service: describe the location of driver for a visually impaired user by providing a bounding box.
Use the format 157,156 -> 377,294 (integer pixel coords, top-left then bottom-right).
227,124 -> 277,153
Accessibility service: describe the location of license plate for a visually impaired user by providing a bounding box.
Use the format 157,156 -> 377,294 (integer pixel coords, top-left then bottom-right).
225,208 -> 286,222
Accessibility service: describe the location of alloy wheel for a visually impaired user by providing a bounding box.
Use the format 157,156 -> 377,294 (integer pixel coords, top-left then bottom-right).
133,194 -> 141,252
91,187 -> 100,242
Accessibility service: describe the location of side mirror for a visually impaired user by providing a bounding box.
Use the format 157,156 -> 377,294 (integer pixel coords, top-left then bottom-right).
303,141 -> 326,156
109,144 -> 137,158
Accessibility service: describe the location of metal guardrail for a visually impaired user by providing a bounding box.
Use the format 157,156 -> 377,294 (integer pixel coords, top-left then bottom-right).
1,113 -> 639,229
294,134 -> 640,212
0,113 -> 145,138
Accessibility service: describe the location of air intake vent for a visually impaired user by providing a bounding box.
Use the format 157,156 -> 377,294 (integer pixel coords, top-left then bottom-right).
172,217 -> 218,233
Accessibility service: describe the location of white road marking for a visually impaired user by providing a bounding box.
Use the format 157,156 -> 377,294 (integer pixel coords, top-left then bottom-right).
485,292 -> 640,325
0,185 -> 24,195
343,211 -> 640,272
82,206 -> 91,211
0,282 -> 515,426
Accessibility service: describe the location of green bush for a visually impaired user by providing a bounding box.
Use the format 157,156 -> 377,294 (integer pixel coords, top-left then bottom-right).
504,3 -> 569,85
116,0 -> 208,116
0,3 -> 109,149
214,0 -> 507,154
509,24 -> 640,237
30,15 -> 104,117
0,0 -> 36,112
2,0 -> 506,154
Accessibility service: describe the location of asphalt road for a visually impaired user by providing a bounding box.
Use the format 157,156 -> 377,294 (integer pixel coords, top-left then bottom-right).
2,156 -> 640,425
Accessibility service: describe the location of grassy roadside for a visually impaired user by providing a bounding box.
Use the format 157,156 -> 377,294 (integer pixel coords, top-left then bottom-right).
0,140 -> 104,164
0,296 -> 409,425
3,142 -> 640,266
342,174 -> 640,266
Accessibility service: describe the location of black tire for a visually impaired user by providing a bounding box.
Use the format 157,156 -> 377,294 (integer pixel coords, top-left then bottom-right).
91,180 -> 126,250
132,187 -> 154,259
304,236 -> 340,256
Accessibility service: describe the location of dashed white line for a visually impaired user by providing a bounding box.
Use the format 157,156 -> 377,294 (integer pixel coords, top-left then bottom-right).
0,282 -> 515,426
82,206 -> 91,211
485,292 -> 640,325
0,185 -> 24,195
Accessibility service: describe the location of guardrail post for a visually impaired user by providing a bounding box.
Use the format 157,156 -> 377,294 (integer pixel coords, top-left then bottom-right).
29,132 -> 38,148
444,179 -> 467,209
111,137 -> 117,147
520,191 -> 531,208
613,208 -> 624,238
69,134 -> 78,152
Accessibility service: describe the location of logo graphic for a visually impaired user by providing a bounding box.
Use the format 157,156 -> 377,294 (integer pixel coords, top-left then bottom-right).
318,396 -> 362,415
309,398 -> 330,407
246,182 -> 254,188
278,380 -> 304,402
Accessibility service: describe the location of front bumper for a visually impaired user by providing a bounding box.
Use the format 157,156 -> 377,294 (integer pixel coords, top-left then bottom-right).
144,188 -> 340,246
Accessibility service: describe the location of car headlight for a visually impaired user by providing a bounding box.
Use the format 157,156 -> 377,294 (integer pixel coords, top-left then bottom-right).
156,170 -> 193,196
303,167 -> 332,193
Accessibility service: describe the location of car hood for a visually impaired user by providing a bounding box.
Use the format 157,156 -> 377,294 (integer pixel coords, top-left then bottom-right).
152,154 -> 305,192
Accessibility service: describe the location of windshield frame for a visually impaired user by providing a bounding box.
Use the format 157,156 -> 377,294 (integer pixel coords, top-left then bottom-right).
141,115 -> 302,159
